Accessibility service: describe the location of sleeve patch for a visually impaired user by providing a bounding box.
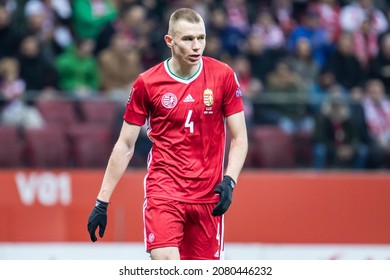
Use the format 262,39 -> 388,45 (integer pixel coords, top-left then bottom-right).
127,87 -> 134,104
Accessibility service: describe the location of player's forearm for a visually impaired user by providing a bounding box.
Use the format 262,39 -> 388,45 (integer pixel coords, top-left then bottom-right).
97,141 -> 134,202
225,133 -> 248,183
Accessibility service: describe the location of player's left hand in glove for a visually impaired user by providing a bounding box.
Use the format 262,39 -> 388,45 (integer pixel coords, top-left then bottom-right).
87,199 -> 109,242
212,175 -> 236,216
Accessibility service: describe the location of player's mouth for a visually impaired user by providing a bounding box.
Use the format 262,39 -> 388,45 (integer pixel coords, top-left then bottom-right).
189,54 -> 201,61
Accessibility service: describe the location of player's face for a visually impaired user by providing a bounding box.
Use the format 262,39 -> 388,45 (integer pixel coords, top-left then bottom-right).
166,20 -> 206,67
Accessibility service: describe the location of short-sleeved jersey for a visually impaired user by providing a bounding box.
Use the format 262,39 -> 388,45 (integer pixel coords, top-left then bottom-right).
124,56 -> 244,203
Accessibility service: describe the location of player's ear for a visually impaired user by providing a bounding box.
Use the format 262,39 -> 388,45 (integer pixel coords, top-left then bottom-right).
164,34 -> 173,48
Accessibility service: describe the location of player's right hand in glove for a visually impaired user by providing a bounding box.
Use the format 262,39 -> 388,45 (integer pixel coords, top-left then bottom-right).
212,175 -> 236,216
87,199 -> 109,242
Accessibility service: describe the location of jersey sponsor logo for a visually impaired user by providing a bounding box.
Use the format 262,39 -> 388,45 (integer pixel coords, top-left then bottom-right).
161,92 -> 178,109
183,94 -> 195,103
203,89 -> 213,106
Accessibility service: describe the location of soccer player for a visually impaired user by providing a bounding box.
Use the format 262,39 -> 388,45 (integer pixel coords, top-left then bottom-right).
87,7 -> 248,260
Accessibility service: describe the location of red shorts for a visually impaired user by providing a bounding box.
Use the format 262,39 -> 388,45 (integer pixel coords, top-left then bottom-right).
143,197 -> 224,260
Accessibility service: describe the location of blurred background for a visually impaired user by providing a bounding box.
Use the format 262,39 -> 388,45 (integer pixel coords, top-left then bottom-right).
1,0 -> 390,260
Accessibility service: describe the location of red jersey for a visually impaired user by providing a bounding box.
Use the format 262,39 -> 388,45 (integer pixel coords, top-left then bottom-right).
124,56 -> 244,203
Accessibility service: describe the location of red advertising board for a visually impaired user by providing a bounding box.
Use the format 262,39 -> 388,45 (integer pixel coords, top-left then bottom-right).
1,170 -> 390,244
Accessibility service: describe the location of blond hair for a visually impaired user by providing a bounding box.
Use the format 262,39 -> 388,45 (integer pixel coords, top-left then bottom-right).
168,8 -> 203,35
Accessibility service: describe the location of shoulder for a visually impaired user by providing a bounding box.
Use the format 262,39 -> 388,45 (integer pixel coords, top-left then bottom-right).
202,56 -> 232,75
139,61 -> 165,83
203,56 -> 229,69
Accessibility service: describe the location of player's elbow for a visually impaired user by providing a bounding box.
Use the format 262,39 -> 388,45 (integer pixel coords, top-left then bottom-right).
114,138 -> 136,159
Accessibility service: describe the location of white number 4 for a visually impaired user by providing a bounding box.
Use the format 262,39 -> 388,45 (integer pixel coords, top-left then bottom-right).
185,110 -> 194,133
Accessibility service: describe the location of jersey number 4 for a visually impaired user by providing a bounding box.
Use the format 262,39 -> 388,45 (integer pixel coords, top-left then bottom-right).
185,110 -> 194,133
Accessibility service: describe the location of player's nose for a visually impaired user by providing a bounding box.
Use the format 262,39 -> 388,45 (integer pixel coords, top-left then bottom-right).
192,39 -> 201,50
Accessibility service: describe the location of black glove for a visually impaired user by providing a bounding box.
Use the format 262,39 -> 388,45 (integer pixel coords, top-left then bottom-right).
212,175 -> 236,216
87,199 -> 109,242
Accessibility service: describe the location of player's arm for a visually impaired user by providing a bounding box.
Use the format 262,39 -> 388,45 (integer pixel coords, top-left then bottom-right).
98,121 -> 141,202
212,111 -> 248,216
224,111 -> 248,183
87,121 -> 141,241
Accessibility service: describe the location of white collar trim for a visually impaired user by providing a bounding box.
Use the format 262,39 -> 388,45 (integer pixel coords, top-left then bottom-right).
164,58 -> 203,84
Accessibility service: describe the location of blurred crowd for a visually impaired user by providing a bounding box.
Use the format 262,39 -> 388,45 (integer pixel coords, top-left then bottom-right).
1,0 -> 390,169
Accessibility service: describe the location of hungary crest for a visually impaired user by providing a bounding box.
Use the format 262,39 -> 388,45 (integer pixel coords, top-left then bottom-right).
203,89 -> 213,106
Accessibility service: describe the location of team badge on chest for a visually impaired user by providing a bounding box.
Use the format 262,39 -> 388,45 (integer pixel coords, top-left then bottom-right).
203,89 -> 213,106
161,92 -> 178,109
203,88 -> 214,115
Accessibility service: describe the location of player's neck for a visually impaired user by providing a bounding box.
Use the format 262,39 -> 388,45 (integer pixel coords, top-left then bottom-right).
168,57 -> 201,79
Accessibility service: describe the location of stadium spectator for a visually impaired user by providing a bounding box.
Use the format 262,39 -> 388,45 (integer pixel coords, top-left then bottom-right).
232,55 -> 255,96
251,10 -> 286,50
287,37 -> 320,92
71,0 -> 118,39
309,68 -> 346,113
23,0 -> 53,62
349,85 -> 372,149
0,57 -> 25,102
203,33 -> 225,60
288,8 -> 332,67
207,6 -> 247,57
94,5 -> 147,55
1,0 -> 16,14
265,60 -> 312,134
312,92 -> 368,169
352,15 -> 379,69
362,79 -> 390,168
55,38 -> 100,98
0,5 -> 21,59
369,33 -> 390,95
325,32 -> 366,90
0,57 -> 44,128
232,55 -> 258,127
17,35 -> 58,95
266,60 -> 305,95
308,0 -> 341,44
243,33 -> 286,84
113,0 -> 166,23
340,0 -> 388,35
223,0 -> 250,34
111,0 -> 139,11
245,33 -> 280,125
98,33 -> 141,101
24,0 -> 73,57
271,0 -> 295,36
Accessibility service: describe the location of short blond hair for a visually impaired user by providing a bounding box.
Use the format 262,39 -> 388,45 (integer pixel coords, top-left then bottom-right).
168,8 -> 203,35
